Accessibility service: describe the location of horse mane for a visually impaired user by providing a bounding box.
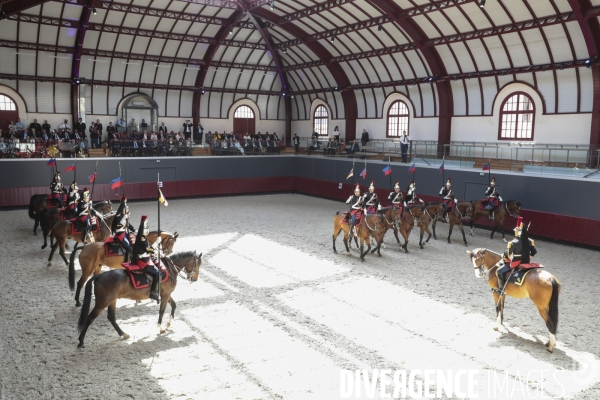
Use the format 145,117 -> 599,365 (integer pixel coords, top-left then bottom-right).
169,250 -> 197,261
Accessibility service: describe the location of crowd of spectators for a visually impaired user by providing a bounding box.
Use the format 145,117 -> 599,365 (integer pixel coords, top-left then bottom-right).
206,131 -> 283,156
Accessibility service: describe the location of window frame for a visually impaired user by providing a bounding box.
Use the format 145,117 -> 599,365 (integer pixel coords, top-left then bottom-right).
313,105 -> 329,137
386,100 -> 410,138
498,92 -> 535,141
0,94 -> 17,111
234,105 -> 255,119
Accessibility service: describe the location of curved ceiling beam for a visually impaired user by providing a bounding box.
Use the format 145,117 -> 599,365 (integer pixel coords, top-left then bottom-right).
253,7 -> 359,140
71,0 -> 97,125
567,0 -> 600,163
366,0 -> 453,156
1,0 -> 50,15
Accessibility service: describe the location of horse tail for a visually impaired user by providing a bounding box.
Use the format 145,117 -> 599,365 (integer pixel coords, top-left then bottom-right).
28,195 -> 37,219
69,247 -> 82,291
547,277 -> 560,335
78,274 -> 99,332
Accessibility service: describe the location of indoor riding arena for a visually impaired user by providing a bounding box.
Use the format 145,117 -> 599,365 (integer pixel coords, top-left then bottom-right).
1,0 -> 600,399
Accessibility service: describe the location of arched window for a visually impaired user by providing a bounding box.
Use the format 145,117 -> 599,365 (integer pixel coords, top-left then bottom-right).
0,95 -> 16,111
0,94 -> 18,132
233,105 -> 255,135
386,100 -> 409,138
313,105 -> 328,136
499,93 -> 534,140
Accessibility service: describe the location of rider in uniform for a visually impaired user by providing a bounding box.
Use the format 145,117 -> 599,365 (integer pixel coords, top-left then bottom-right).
405,181 -> 424,205
67,181 -> 80,218
362,181 -> 380,214
76,188 -> 96,243
111,196 -> 135,262
388,181 -> 403,208
50,172 -> 66,207
131,215 -> 160,303
484,177 -> 502,220
439,178 -> 456,222
345,184 -> 364,239
493,216 -> 537,295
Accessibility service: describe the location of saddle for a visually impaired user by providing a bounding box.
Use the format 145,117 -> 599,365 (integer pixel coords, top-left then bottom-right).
341,211 -> 363,226
121,262 -> 169,289
60,208 -> 69,221
104,237 -> 125,257
499,263 -> 543,287
479,199 -> 498,210
70,216 -> 100,235
46,194 -> 65,209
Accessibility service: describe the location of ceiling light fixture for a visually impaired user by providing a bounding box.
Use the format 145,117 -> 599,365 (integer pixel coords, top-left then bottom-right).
283,47 -> 287,54
201,89 -> 206,94
378,24 -> 383,31
270,0 -> 274,10
584,58 -> 595,68
330,35 -> 335,42
154,64 -> 171,68
121,61 -> 140,65
479,0 -> 486,7
229,26 -> 233,35
92,7 -> 97,15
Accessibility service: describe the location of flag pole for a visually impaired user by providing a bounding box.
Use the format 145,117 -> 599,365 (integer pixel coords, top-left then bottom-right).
90,160 -> 98,200
388,159 -> 392,191
442,155 -> 445,186
364,158 -> 367,183
118,161 -> 124,198
351,157 -> 355,188
74,160 -> 77,183
157,173 -> 161,266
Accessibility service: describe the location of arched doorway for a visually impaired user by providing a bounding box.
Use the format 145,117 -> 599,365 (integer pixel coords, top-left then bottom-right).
0,94 -> 19,132
233,105 -> 255,135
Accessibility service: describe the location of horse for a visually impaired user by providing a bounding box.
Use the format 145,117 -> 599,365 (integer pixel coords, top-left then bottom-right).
468,200 -> 522,242
40,200 -> 113,250
47,212 -> 116,267
332,212 -> 385,261
69,231 -> 179,306
466,248 -> 560,352
77,251 -> 202,348
370,204 -> 420,254
414,202 -> 444,248
28,193 -> 61,235
432,201 -> 474,246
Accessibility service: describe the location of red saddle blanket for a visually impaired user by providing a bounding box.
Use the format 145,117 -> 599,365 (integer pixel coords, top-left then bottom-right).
121,262 -> 169,289
341,210 -> 363,226
501,263 -> 543,286
104,238 -> 125,257
46,194 -> 66,209
70,217 -> 100,235
60,208 -> 68,220
479,199 -> 499,210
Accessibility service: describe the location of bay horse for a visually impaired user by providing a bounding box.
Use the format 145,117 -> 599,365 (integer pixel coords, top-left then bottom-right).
332,212 -> 385,261
432,201 -> 474,246
40,200 -> 113,250
415,202 -> 444,248
371,205 -> 420,254
77,251 -> 202,348
69,231 -> 179,306
468,200 -> 522,242
28,193 -> 62,235
467,248 -> 560,352
47,212 -> 116,267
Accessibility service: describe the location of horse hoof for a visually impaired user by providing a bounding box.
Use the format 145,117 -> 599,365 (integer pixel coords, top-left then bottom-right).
33,232 -> 38,236
121,333 -> 130,340
77,343 -> 85,349
420,246 -> 424,249
46,262 -> 52,268
75,302 -> 81,307
333,250 -> 337,254
41,245 -> 46,250
493,326 -> 499,331
503,238 -> 507,243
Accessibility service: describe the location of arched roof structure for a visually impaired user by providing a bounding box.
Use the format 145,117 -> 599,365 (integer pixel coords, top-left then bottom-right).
0,0 -> 598,144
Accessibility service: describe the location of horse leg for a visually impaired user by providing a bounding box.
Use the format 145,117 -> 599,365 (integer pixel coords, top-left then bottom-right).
393,228 -> 401,246
107,300 -> 129,339
78,303 -> 105,348
75,265 -> 92,307
158,294 -> 171,333
41,227 -> 48,249
432,219 -> 438,240
166,297 -> 177,330
342,229 -> 350,254
501,219 -> 507,243
401,229 -> 409,253
333,224 -> 342,254
447,222 -> 454,244
58,241 -> 69,266
532,279 -> 559,352
47,241 -> 59,266
459,222 -> 468,246
33,217 -> 39,236
492,292 -> 505,331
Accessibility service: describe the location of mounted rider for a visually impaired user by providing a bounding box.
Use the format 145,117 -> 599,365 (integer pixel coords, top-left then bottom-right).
111,196 -> 136,262
345,183 -> 364,239
363,181 -> 380,215
493,216 -> 537,295
131,215 -> 160,303
77,188 -> 97,243
484,177 -> 502,220
405,181 -> 424,205
67,181 -> 80,218
50,172 -> 66,207
388,181 -> 403,210
439,178 -> 456,222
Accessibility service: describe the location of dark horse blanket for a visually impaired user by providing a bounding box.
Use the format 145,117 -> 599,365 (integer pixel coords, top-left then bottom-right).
121,262 -> 169,289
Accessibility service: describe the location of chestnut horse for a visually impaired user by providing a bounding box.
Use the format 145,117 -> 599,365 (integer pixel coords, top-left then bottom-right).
468,200 -> 522,242
77,251 -> 201,348
415,202 -> 444,248
467,248 -> 560,352
370,205 -> 421,254
69,231 -> 179,306
432,201 -> 474,246
40,200 -> 113,250
332,212 -> 385,261
47,212 -> 116,267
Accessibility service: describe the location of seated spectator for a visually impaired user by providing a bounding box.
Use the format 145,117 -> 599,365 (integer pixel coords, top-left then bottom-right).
305,138 -> 319,155
129,118 -> 137,129
42,120 -> 51,134
140,119 -> 148,129
346,140 -> 360,155
30,119 -> 42,137
150,131 -> 157,141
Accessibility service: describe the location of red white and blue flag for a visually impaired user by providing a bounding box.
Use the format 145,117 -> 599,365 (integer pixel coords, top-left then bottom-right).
47,158 -> 56,167
438,163 -> 444,173
110,177 -> 123,189
88,172 -> 96,183
482,163 -> 491,171
360,168 -> 367,179
408,163 -> 416,173
382,165 -> 392,176
64,162 -> 76,172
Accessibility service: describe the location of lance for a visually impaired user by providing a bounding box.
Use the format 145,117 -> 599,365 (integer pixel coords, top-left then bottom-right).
90,160 -> 98,201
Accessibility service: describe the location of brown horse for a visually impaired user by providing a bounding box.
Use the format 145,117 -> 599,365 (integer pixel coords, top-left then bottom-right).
47,212 -> 116,267
372,205 -> 420,254
28,193 -> 62,235
332,212 -> 385,261
69,231 -> 179,306
467,248 -> 560,352
468,200 -> 522,242
40,200 -> 113,250
77,251 -> 202,348
432,201 -> 474,246
415,202 -> 444,248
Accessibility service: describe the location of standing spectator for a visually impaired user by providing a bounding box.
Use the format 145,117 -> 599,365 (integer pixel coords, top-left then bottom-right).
198,124 -> 204,144
159,122 -> 168,134
105,122 -> 115,148
183,119 -> 192,140
75,118 -> 86,137
293,133 -> 300,154
42,120 -> 51,134
15,118 -> 25,133
92,119 -> 103,147
361,129 -> 370,147
59,119 -> 71,135
333,126 -> 340,143
129,119 -> 137,131
29,119 -> 42,137
116,117 -> 126,132
140,119 -> 148,130
400,130 -> 409,163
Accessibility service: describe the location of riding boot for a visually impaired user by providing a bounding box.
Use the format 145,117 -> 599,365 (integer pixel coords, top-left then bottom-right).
489,210 -> 494,220
494,272 -> 506,295
149,276 -> 160,303
349,221 -> 356,239
124,249 -> 131,263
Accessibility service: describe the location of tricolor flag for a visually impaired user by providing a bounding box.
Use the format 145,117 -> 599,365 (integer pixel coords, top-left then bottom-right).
88,172 -> 96,183
47,158 -> 56,167
110,176 -> 123,189
360,168 -> 367,179
158,188 -> 168,206
438,163 -> 444,173
408,163 -> 416,173
382,165 -> 392,176
64,162 -> 76,172
346,169 -> 354,180
482,163 -> 490,171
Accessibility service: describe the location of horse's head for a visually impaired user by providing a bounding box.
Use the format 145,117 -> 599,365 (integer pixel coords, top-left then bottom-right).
467,248 -> 486,278
161,231 -> 179,255
504,201 -> 522,217
93,200 -> 113,215
170,251 -> 202,282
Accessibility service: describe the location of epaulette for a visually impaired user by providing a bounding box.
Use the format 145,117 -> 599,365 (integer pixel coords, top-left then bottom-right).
530,239 -> 535,246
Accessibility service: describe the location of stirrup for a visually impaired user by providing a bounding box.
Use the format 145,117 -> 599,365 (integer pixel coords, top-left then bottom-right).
491,287 -> 504,295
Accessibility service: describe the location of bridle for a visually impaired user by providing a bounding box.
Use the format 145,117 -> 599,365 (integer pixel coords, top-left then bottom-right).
471,248 -> 501,280
408,206 -> 422,224
505,202 -> 520,218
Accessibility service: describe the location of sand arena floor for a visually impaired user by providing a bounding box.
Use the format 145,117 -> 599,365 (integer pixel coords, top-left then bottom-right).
0,193 -> 599,399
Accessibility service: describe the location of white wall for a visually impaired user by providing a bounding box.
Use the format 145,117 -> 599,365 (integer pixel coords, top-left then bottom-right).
451,83 -> 592,145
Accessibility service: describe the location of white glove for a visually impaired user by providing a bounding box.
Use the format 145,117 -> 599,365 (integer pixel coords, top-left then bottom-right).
454,198 -> 458,203
499,197 -> 503,201
377,204 -> 382,210
403,202 -> 407,207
